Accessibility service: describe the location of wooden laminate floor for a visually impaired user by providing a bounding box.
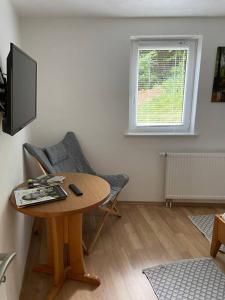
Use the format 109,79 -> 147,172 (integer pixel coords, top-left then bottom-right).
20,204 -> 225,300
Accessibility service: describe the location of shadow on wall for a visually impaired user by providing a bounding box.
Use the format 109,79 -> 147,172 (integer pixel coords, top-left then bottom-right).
0,140 -> 35,299
0,199 -> 32,299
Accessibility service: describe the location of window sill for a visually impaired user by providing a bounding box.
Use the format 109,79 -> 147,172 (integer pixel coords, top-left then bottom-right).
125,131 -> 198,136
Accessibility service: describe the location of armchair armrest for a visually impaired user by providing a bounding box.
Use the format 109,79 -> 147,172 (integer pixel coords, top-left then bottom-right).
0,252 -> 16,284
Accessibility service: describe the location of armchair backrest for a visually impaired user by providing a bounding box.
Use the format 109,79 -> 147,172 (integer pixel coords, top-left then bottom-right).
24,132 -> 96,175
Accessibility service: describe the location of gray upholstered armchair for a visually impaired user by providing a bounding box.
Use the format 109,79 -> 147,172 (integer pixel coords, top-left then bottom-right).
24,132 -> 129,253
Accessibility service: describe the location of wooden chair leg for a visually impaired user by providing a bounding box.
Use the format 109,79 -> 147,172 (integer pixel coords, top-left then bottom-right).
100,206 -> 121,217
210,215 -> 222,257
87,211 -> 110,254
87,196 -> 122,254
82,241 -> 88,255
112,205 -> 121,217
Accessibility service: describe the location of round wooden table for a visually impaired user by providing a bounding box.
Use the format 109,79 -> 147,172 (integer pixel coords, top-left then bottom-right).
10,173 -> 110,300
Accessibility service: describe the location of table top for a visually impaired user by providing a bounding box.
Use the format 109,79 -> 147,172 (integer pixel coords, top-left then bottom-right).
10,173 -> 110,218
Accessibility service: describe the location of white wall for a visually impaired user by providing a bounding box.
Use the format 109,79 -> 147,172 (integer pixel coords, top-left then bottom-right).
0,1 -> 32,299
21,17 -> 225,203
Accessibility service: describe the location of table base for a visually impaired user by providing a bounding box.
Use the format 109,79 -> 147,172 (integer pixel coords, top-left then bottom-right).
33,213 -> 100,300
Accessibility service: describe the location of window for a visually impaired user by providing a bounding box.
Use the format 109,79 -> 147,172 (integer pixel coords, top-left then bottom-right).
128,36 -> 202,135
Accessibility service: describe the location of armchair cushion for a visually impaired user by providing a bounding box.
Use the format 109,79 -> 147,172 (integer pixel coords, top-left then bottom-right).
99,173 -> 129,205
99,174 -> 129,190
24,132 -> 96,174
45,142 -> 68,165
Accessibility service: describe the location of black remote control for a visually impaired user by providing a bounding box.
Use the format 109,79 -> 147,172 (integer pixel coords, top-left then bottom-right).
69,183 -> 83,196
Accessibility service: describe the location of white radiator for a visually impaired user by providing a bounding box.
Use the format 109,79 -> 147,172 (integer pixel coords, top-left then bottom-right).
164,153 -> 225,204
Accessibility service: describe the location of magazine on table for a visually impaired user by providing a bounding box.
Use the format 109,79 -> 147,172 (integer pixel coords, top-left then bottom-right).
14,185 -> 68,208
27,174 -> 66,188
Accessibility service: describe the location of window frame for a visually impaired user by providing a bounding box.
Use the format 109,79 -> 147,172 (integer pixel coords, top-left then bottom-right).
128,36 -> 202,135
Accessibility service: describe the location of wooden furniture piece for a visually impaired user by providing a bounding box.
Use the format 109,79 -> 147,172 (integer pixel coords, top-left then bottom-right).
0,253 -> 16,284
23,132 -> 129,254
210,214 -> 225,257
10,172 -> 110,300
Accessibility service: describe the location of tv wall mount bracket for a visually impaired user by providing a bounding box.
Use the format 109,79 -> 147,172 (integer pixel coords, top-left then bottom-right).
0,67 -> 6,113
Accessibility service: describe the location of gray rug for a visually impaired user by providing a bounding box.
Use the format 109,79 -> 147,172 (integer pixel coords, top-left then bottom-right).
143,258 -> 225,300
188,214 -> 225,252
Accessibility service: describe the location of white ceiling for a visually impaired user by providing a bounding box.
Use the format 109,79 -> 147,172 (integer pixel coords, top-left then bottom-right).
11,0 -> 225,18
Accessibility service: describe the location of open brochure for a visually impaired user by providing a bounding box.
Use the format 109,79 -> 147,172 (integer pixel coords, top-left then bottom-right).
14,185 -> 68,208
27,174 -> 65,188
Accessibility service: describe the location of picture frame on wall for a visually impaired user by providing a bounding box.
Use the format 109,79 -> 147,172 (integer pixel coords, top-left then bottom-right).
211,47 -> 225,102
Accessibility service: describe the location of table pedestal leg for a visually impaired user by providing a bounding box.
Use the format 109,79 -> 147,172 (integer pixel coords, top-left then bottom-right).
33,213 -> 100,299
67,213 -> 100,286
47,216 -> 65,300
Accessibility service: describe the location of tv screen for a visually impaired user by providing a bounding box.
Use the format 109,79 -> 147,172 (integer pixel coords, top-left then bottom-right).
3,43 -> 37,135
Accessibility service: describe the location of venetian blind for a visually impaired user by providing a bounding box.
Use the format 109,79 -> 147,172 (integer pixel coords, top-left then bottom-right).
136,49 -> 188,126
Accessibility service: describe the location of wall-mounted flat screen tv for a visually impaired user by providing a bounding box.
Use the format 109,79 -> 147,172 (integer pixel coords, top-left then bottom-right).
2,43 -> 37,136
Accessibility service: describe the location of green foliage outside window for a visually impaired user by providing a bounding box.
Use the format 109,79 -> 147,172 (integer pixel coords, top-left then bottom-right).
137,49 -> 187,125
